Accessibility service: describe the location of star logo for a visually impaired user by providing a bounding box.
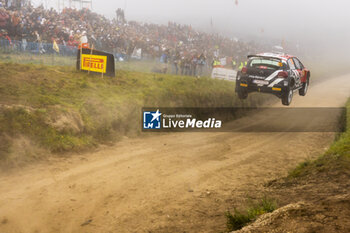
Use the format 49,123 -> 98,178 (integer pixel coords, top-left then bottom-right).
151,110 -> 162,122
143,109 -> 162,129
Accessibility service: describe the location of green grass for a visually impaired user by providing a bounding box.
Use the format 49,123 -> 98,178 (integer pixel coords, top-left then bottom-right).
0,53 -> 76,66
225,197 -> 278,231
289,99 -> 350,178
115,59 -> 160,73
0,62 -> 269,165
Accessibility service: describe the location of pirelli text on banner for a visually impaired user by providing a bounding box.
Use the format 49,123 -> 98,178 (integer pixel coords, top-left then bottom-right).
80,54 -> 107,73
76,48 -> 116,77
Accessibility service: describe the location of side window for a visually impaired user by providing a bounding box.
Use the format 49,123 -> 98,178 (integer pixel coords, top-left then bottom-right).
287,59 -> 296,70
293,58 -> 304,69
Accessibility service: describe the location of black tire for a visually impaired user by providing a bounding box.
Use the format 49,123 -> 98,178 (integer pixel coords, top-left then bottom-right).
281,88 -> 293,106
237,87 -> 248,99
299,78 -> 309,96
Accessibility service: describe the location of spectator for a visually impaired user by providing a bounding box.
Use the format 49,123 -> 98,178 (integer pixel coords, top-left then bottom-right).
0,3 -> 262,75
0,7 -> 9,28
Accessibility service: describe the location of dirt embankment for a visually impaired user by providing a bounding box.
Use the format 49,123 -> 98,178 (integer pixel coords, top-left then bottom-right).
234,154 -> 350,233
233,96 -> 350,232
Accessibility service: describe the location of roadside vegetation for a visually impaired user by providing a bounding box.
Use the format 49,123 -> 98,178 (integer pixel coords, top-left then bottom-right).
288,99 -> 350,178
225,197 -> 278,231
0,53 -> 76,66
0,62 -> 268,167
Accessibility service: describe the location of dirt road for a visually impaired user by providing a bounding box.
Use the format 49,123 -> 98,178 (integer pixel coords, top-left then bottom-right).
0,74 -> 349,233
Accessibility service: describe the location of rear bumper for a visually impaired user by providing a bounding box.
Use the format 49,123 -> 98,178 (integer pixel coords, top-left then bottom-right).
236,79 -> 287,97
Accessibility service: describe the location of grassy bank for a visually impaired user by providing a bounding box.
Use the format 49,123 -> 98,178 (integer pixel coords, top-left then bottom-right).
224,99 -> 350,232
0,53 -> 76,66
0,62 -> 267,166
289,99 -> 350,178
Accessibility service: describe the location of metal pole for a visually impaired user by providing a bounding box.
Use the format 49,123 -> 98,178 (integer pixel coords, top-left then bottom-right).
80,43 -> 83,70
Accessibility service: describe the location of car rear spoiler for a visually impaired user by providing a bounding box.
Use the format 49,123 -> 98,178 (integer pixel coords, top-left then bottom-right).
247,55 -> 282,61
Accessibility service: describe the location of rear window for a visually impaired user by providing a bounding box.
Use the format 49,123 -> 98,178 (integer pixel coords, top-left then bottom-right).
249,58 -> 282,70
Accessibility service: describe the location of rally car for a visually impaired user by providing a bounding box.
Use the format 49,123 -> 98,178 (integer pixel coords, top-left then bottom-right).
235,53 -> 310,105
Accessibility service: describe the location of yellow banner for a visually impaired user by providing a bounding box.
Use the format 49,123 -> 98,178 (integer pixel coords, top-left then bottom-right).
81,54 -> 107,73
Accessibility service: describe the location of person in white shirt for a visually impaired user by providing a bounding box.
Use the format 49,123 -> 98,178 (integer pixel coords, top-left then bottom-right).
80,31 -> 88,44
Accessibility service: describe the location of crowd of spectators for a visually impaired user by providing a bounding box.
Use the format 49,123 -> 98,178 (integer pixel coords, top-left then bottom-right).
0,0 -> 262,75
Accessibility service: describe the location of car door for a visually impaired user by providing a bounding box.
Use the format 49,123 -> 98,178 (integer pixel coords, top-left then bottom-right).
287,58 -> 301,88
293,57 -> 308,83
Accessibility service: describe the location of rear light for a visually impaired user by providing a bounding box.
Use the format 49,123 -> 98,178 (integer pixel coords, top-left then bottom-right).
241,66 -> 247,74
277,71 -> 288,78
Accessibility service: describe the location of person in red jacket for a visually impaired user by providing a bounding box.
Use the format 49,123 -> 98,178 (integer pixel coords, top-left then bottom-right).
0,29 -> 12,50
66,35 -> 78,55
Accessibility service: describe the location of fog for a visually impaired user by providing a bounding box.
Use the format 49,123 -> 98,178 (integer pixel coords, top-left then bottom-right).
33,0 -> 350,57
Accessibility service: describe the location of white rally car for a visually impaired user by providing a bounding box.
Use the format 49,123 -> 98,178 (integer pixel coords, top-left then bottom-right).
235,53 -> 310,105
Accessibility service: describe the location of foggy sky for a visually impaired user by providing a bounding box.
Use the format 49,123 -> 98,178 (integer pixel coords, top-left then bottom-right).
33,0 -> 350,55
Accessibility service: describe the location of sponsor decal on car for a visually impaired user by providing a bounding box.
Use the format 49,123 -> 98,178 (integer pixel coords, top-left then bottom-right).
253,79 -> 269,86
268,78 -> 284,87
248,75 -> 266,80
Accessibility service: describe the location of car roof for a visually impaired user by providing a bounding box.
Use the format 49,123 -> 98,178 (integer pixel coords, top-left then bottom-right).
248,53 -> 294,61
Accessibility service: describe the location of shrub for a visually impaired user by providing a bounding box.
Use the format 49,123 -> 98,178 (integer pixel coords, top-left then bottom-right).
226,197 -> 277,231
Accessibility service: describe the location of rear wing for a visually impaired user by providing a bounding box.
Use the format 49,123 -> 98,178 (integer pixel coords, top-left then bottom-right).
247,55 -> 283,61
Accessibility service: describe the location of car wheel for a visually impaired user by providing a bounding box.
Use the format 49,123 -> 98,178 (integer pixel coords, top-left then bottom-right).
282,89 -> 293,106
299,78 -> 309,96
237,88 -> 248,100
